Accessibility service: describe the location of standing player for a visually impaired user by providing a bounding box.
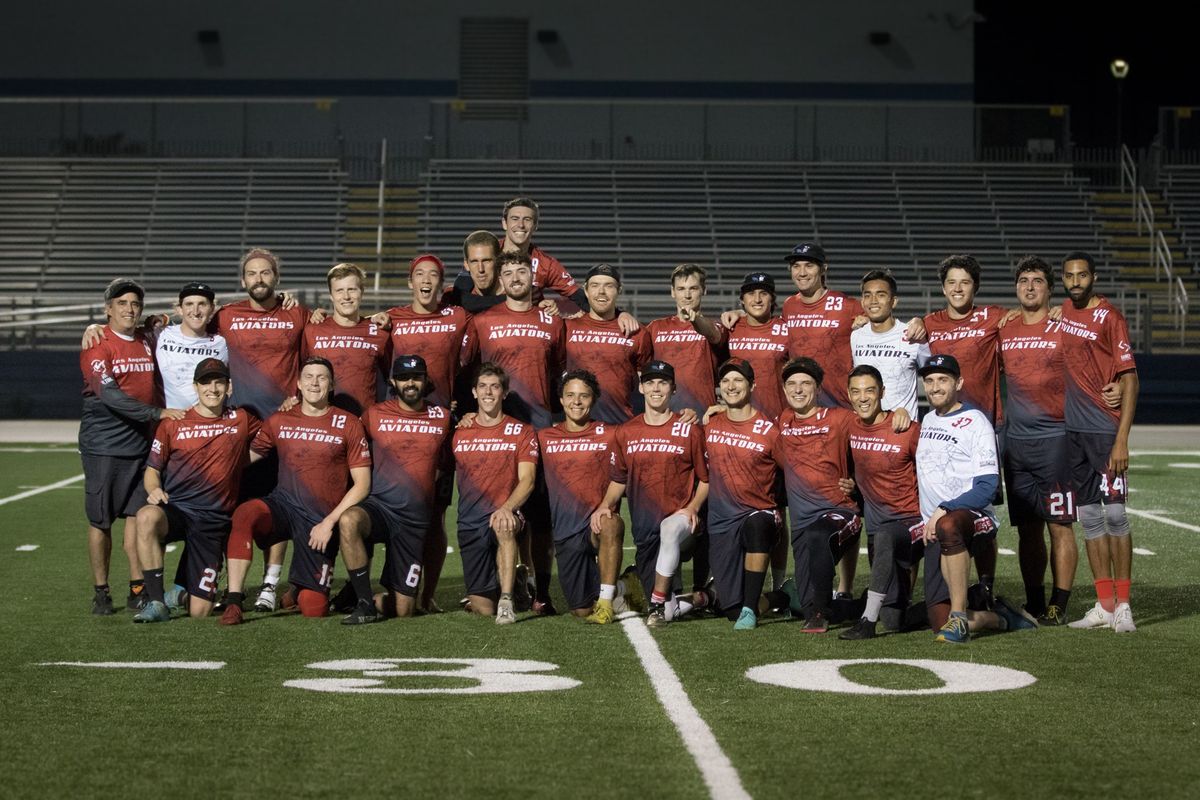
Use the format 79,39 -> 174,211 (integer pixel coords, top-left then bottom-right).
1059,252 -> 1140,633
647,264 -> 728,415
452,363 -> 539,624
539,370 -> 634,622
999,256 -> 1078,624
303,263 -> 390,416
218,357 -> 372,624
132,359 -> 258,622
80,278 -> 183,615
725,272 -> 789,423
916,354 -> 1035,643
564,264 -> 652,425
337,355 -> 453,624
592,360 -> 711,627
498,196 -> 591,312
850,269 -> 931,423
842,365 -> 924,639
704,359 -> 782,630
446,230 -> 507,314
155,282 -> 227,409
772,357 -> 861,632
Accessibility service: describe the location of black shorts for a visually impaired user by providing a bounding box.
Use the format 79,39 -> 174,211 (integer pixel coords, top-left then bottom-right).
81,453 -> 147,529
358,497 -> 424,598
434,469 -> 455,511
709,511 -> 779,614
555,529 -> 600,611
922,539 -> 949,607
161,503 -> 229,601
1004,434 -> 1075,526
457,511 -> 524,597
239,451 -> 278,501
261,494 -> 336,594
1068,430 -> 1128,506
866,517 -> 924,606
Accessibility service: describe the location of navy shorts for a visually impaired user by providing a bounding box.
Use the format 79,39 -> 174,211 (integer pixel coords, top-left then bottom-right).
555,529 -> 600,611
82,453 -> 147,529
1068,430 -> 1128,506
1004,434 -> 1075,526
458,511 -> 524,597
866,516 -> 924,607
709,510 -> 779,614
357,497 -> 424,598
261,493 -> 336,594
161,503 -> 229,601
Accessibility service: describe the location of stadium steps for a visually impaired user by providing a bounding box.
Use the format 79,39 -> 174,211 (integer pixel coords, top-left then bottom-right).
338,183 -> 420,288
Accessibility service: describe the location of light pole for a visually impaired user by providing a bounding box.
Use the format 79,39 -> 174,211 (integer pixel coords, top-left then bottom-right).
1111,58 -> 1130,148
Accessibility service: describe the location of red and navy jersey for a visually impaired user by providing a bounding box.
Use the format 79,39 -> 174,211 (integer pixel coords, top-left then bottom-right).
148,407 -> 260,515
646,316 -> 728,414
704,412 -> 780,531
848,413 -> 920,528
924,305 -> 1003,425
538,421 -> 618,542
470,304 -> 566,429
362,399 -> 453,529
214,300 -> 307,419
303,316 -> 391,416
498,240 -> 580,303
781,291 -> 858,408
610,413 -> 709,540
386,304 -> 474,410
564,316 -> 652,424
79,325 -> 161,457
727,316 -> 789,421
252,406 -> 371,519
773,406 -> 859,529
999,317 -> 1065,439
1059,297 -> 1136,434
452,415 -> 540,531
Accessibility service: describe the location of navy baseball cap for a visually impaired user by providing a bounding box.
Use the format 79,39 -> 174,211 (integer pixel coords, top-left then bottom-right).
104,278 -> 144,302
193,357 -> 230,382
918,354 -> 961,379
392,354 -> 428,378
739,272 -> 775,295
178,281 -> 215,303
586,263 -> 622,284
640,360 -> 675,383
717,358 -> 755,383
784,242 -> 827,266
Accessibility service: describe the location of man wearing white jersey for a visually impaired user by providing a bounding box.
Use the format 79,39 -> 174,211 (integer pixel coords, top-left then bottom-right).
850,269 -> 930,423
155,282 -> 228,409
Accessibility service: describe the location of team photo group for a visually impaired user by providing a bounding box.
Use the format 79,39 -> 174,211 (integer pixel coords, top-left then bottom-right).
78,196 -> 1140,644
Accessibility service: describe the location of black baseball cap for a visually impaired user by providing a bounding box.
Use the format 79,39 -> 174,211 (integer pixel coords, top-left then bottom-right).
193,357 -> 230,382
640,360 -> 675,383
739,272 -> 775,295
104,278 -> 144,302
586,263 -> 622,284
178,281 -> 215,303
784,242 -> 827,266
392,354 -> 428,378
781,357 -> 824,385
918,354 -> 961,379
717,358 -> 755,383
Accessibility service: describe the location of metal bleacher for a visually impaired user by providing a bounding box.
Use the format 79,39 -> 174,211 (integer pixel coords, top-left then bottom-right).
1161,164 -> 1200,278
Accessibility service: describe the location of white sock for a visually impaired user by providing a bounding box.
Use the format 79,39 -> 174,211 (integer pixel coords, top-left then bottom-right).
263,564 -> 282,587
864,590 -> 886,622
600,583 -> 616,601
771,567 -> 786,591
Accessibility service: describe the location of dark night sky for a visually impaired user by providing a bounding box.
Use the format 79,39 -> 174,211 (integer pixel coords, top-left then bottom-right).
974,1 -> 1194,149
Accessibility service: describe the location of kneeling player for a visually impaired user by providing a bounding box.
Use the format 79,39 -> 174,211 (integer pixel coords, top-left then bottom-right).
539,370 -> 640,623
339,355 -> 453,624
453,363 -> 539,624
916,355 -> 1036,643
220,358 -> 372,623
592,360 -> 710,627
133,359 -> 258,621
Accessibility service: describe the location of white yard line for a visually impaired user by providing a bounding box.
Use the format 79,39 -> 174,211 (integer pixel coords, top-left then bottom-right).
0,447 -> 78,454
620,616 -> 751,800
1126,509 -> 1200,533
40,661 -> 226,670
0,474 -> 85,506
1130,451 -> 1200,456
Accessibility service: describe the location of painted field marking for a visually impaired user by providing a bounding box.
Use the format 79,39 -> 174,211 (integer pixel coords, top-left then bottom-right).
165,544 -> 178,553
15,544 -> 39,551
620,616 -> 751,800
0,474 -> 85,506
1133,547 -> 1157,556
1130,451 -> 1200,456
998,548 -> 1016,556
1127,509 -> 1200,533
446,546 -> 454,554
0,447 -> 78,454
859,548 -> 869,555
746,659 -> 1036,696
40,661 -> 225,670
1167,463 -> 1200,469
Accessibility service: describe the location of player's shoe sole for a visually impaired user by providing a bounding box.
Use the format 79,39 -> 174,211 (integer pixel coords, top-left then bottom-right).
733,607 -> 757,631
839,617 -> 878,640
495,599 -> 517,625
1068,602 -> 1115,629
585,601 -> 615,625
342,603 -> 384,625
163,585 -> 188,611
801,611 -> 829,633
646,603 -> 667,628
619,566 -> 647,614
133,599 -> 171,623
995,596 -> 1038,631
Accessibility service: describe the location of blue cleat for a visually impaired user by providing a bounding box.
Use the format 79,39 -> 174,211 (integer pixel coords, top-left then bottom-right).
935,612 -> 969,643
133,599 -> 171,624
780,577 -> 804,617
733,607 -> 758,631
164,585 -> 188,611
995,596 -> 1038,631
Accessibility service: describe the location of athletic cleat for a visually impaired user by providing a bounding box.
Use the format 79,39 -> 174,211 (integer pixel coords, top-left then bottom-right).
1037,604 -> 1068,626
253,584 -> 278,612
342,601 -> 384,625
967,582 -> 995,612
420,598 -> 443,615
163,584 -> 188,611
92,589 -> 114,616
1068,602 -> 1115,629
513,565 -> 533,612
1112,603 -> 1137,633
935,614 -> 970,644
532,599 -> 558,617
801,611 -> 829,633
219,604 -> 244,626
646,603 -> 667,628
995,596 -> 1038,631
126,590 -> 147,611
495,598 -> 516,625
780,578 -> 804,617
279,587 -> 298,610
133,599 -> 171,624
619,565 -> 646,613
733,607 -> 758,631
840,617 -> 878,640
585,600 -> 615,624
329,582 -> 357,614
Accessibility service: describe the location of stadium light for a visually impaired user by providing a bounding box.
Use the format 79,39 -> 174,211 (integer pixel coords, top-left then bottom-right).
1110,59 -> 1130,79
1110,59 -> 1130,148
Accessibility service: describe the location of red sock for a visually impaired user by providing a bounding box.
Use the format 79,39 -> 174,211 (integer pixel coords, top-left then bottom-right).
1094,578 -> 1116,612
651,591 -> 667,606
1114,579 -> 1131,605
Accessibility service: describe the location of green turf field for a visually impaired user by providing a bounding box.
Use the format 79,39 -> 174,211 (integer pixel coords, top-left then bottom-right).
2,442 -> 1198,798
